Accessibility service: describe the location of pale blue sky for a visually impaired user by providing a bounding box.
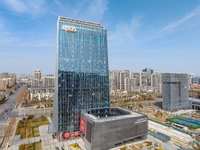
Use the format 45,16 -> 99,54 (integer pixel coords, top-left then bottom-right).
0,0 -> 200,75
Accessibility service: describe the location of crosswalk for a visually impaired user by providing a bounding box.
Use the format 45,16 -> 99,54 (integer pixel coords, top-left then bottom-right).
0,103 -> 10,114
0,122 -> 9,126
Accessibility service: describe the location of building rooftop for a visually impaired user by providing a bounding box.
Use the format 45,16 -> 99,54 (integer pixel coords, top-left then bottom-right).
84,106 -> 145,123
58,16 -> 104,29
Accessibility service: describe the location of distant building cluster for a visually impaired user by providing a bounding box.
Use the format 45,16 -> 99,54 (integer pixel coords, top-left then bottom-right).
0,72 -> 16,91
30,70 -> 55,100
191,77 -> 200,84
109,68 -> 164,94
188,74 -> 200,90
16,74 -> 33,83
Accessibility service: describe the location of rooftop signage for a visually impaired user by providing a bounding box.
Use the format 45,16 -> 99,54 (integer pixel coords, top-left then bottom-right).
135,117 -> 148,124
62,25 -> 76,33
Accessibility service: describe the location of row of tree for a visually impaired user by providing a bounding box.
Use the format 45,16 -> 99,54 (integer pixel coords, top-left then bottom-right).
16,83 -> 28,105
0,95 -> 6,103
5,83 -> 20,95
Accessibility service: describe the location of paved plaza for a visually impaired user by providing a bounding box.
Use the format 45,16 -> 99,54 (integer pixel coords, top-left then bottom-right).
110,135 -> 187,150
39,125 -> 86,150
11,137 -> 41,150
170,109 -> 196,115
9,123 -> 193,150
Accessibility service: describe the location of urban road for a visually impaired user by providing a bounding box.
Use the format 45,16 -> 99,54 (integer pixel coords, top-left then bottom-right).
0,84 -> 25,131
0,83 -> 52,127
0,84 -> 52,150
0,84 -> 25,150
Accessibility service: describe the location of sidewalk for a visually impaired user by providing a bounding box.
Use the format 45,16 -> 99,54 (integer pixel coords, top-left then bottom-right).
47,117 -> 52,123
39,125 -> 86,150
11,137 -> 41,150
7,119 -> 19,150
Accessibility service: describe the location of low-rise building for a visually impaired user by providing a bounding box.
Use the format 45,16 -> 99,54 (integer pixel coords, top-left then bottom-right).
30,70 -> 55,100
30,87 -> 54,100
80,107 -> 148,150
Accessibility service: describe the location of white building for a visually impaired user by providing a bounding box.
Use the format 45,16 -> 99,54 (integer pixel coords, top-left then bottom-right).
151,72 -> 160,94
34,70 -> 42,79
42,75 -> 55,87
159,72 -> 164,93
119,70 -> 130,90
31,70 -> 55,100
109,77 -> 116,93
124,77 -> 136,91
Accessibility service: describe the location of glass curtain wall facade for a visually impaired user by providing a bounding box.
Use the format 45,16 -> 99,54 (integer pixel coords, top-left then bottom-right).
52,17 -> 110,134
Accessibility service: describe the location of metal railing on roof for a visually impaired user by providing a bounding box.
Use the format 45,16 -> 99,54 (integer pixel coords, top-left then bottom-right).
58,17 -> 103,29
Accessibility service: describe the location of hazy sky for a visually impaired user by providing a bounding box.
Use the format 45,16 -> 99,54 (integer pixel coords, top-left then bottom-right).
0,0 -> 200,75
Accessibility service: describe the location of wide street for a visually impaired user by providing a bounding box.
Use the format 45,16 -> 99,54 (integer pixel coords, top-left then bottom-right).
0,84 -> 24,132
0,84 -> 25,149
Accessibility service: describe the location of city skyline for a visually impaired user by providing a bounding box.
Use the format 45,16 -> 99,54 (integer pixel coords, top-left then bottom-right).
1,0 -> 200,75
0,1 -> 200,149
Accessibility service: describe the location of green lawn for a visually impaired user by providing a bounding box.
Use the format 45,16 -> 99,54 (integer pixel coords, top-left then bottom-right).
15,117 -> 49,139
19,142 -> 42,150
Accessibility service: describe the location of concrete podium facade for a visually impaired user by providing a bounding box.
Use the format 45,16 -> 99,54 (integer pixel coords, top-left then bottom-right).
81,107 -> 148,150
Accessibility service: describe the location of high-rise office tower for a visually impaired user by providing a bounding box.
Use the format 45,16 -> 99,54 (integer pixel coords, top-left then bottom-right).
34,70 -> 41,79
142,68 -> 153,86
50,17 -> 110,135
162,73 -> 189,111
